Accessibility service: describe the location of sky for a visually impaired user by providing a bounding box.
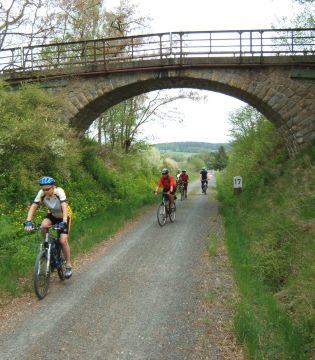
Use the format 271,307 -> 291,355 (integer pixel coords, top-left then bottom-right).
105,0 -> 301,143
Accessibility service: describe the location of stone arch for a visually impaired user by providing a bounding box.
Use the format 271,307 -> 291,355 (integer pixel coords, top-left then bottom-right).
49,66 -> 315,156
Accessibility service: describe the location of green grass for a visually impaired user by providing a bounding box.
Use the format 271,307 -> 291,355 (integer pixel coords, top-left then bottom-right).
223,210 -> 308,359
216,142 -> 315,359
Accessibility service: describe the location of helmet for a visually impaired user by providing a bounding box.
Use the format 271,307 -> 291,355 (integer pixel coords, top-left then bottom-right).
39,176 -> 56,186
182,169 -> 186,172
202,167 -> 206,170
177,169 -> 181,174
161,168 -> 169,175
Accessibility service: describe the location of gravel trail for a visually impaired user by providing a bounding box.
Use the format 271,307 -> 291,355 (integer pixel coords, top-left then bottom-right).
0,178 -> 244,360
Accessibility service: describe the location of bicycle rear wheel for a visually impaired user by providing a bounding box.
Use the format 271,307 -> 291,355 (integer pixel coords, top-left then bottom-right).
169,203 -> 176,222
34,249 -> 50,299
157,204 -> 167,226
180,188 -> 185,201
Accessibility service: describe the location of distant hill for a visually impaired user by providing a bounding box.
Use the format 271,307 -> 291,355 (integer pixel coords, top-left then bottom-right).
154,141 -> 230,153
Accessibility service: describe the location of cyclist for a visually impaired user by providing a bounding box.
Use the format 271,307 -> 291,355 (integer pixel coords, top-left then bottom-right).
154,168 -> 176,208
179,169 -> 189,198
200,166 -> 208,191
24,176 -> 73,279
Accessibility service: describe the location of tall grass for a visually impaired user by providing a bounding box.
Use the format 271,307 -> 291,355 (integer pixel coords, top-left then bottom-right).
223,208 -> 308,359
216,144 -> 315,359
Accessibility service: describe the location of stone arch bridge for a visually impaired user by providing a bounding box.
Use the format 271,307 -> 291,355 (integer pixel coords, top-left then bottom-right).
2,29 -> 315,156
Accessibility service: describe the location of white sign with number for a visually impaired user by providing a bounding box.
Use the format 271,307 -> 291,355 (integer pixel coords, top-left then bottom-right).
233,176 -> 243,189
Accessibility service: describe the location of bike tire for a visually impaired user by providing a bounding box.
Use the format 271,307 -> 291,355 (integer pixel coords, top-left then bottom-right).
55,244 -> 66,281
57,256 -> 66,281
34,249 -> 50,300
169,203 -> 176,222
157,203 -> 167,226
180,189 -> 185,201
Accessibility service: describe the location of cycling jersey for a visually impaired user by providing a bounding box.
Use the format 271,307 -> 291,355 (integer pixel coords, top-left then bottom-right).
33,187 -> 72,219
200,170 -> 208,180
157,175 -> 175,191
179,173 -> 189,182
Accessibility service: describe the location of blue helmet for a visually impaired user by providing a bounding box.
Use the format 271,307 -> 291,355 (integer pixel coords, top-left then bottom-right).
39,176 -> 56,186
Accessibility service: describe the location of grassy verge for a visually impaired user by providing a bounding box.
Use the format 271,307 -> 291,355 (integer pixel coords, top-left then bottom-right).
223,207 -> 308,360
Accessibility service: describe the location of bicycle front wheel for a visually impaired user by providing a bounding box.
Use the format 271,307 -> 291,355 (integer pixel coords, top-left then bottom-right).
157,204 -> 167,226
169,203 -> 176,222
34,249 -> 51,299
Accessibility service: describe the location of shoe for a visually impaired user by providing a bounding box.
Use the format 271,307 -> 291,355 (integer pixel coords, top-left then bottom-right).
64,266 -> 72,279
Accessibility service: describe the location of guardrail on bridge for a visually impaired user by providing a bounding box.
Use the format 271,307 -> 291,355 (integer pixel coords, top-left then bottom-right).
0,28 -> 314,78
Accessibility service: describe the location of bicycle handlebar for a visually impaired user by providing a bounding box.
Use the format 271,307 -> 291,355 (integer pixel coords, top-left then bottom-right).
31,224 -> 63,231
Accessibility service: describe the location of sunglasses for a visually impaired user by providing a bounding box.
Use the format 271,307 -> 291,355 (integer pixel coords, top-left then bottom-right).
42,187 -> 53,192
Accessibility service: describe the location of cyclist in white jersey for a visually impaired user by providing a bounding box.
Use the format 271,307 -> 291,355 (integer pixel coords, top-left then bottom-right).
24,176 -> 73,279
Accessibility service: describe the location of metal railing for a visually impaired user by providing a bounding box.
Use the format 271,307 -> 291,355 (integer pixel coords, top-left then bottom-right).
0,28 -> 314,77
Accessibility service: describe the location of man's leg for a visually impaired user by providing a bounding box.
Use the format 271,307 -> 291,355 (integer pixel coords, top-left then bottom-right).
59,233 -> 71,267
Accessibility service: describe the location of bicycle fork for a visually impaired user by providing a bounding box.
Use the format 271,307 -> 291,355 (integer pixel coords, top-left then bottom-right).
43,234 -> 51,275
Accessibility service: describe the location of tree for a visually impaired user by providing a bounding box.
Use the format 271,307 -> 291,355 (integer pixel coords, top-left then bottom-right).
0,81 -> 81,204
273,0 -> 314,28
213,146 -> 228,171
94,90 -> 206,153
0,0 -> 61,50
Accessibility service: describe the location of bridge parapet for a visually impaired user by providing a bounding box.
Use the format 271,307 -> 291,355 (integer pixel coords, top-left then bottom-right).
1,29 -> 314,156
1,28 -> 314,80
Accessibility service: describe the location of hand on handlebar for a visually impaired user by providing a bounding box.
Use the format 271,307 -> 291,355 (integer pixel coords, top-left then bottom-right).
24,220 -> 33,231
59,221 -> 67,229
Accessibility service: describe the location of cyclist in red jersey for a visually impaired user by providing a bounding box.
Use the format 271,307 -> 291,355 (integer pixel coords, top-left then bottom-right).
154,168 -> 176,208
179,169 -> 189,198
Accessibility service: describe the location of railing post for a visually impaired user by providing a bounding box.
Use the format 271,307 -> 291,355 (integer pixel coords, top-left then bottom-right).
260,30 -> 263,56
170,32 -> 172,56
131,37 -> 134,59
291,29 -> 294,53
159,33 -> 163,59
179,32 -> 183,64
21,47 -> 24,70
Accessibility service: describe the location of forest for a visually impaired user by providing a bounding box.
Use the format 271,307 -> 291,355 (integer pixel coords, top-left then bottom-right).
154,142 -> 230,153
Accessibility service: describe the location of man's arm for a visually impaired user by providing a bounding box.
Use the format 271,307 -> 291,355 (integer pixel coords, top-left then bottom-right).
26,203 -> 39,221
61,202 -> 68,222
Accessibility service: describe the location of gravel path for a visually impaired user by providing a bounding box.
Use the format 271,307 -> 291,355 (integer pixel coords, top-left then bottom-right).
0,177 -> 244,360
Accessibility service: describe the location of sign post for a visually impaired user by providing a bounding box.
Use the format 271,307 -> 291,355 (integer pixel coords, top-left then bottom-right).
233,176 -> 243,195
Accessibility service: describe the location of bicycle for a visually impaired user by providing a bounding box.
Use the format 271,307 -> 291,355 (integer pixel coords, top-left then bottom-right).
32,224 -> 67,299
202,180 -> 208,195
178,181 -> 185,201
156,192 -> 176,226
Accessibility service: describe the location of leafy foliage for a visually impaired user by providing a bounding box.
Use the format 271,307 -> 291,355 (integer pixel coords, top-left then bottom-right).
155,141 -> 230,153
216,105 -> 315,358
0,82 -> 161,295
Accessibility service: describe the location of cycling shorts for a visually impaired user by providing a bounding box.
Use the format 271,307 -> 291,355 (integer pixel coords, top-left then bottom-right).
45,213 -> 71,235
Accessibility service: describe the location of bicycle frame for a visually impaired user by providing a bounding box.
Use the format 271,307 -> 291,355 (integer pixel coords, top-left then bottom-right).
156,192 -> 176,226
32,224 -> 66,299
